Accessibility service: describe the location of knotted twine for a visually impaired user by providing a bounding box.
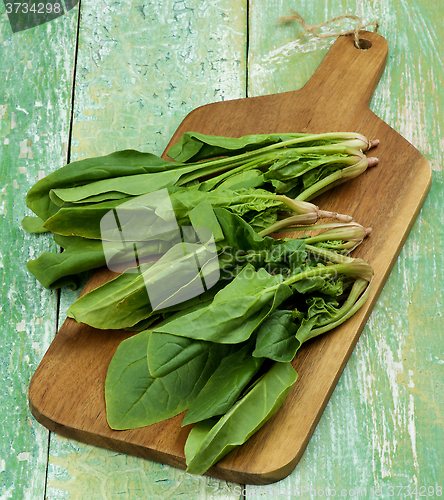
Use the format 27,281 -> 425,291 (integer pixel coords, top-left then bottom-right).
279,11 -> 379,49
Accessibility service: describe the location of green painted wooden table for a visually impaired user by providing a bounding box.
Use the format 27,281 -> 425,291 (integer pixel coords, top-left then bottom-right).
1,0 -> 442,498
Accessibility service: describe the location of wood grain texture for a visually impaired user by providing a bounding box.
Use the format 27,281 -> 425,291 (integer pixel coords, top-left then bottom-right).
29,30 -> 431,485
0,5 -> 78,500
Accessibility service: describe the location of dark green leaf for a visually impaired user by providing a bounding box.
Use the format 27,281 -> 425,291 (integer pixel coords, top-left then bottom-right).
26,149 -> 183,222
214,208 -> 274,252
25,234 -> 169,290
49,168 -> 196,205
215,169 -> 265,191
182,340 -> 264,426
153,265 -> 293,344
167,132 -> 308,163
292,275 -> 347,297
67,241 -> 220,329
188,201 -> 224,242
105,330 -> 234,430
252,310 -> 300,362
147,332 -> 214,378
295,278 -> 371,343
184,361 -> 298,475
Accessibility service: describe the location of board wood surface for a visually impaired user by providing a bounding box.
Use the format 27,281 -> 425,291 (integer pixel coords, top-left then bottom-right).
28,31 -> 432,485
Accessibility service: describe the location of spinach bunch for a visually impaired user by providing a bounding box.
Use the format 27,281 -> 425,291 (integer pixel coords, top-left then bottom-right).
22,131 -> 378,291
66,208 -> 371,331
104,233 -> 373,475
22,131 -> 378,475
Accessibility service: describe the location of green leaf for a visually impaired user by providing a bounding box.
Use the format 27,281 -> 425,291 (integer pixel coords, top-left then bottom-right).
188,201 -> 224,242
167,132 -> 308,163
123,315 -> 161,332
126,284 -> 221,333
265,238 -> 307,267
264,154 -> 349,184
182,340 -> 264,426
292,275 -> 347,297
67,266 -> 154,328
25,234 -> 169,290
67,240 -> 220,329
26,235 -> 105,290
184,418 -> 218,461
105,330 -> 235,430
42,187 -> 284,241
43,198 -> 130,239
26,149 -> 183,222
147,330 -> 218,378
252,310 -> 300,362
302,161 -> 345,190
184,361 -> 298,475
214,208 -> 274,252
295,278 -> 371,343
49,168 -> 196,205
21,216 -> 49,233
215,169 -> 265,191
153,265 -> 293,344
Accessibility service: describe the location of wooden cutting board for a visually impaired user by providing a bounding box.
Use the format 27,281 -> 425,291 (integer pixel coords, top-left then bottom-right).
28,31 -> 432,485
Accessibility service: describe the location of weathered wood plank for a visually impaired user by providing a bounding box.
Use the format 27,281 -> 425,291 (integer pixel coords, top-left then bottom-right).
45,0 -> 247,498
247,0 -> 443,497
0,5 -> 79,499
46,434 -> 241,500
69,0 -> 248,161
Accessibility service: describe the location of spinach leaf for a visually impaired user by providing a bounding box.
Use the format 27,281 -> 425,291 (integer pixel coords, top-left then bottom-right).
42,187 -> 285,241
167,132 -> 308,163
67,266 -> 154,329
182,340 -> 264,426
67,240 -> 220,329
153,265 -> 293,344
264,237 -> 307,272
127,283 -> 223,333
188,201 -> 224,242
48,167 -> 200,206
264,154 -> 353,183
252,310 -> 300,362
21,216 -> 49,233
295,277 -> 371,343
214,208 -> 274,252
166,131 -> 360,164
293,275 -> 348,297
184,361 -> 298,475
26,234 -> 169,290
27,235 -> 105,290
26,149 -> 183,222
214,169 -> 264,192
147,330 -> 221,378
43,198 -> 130,239
105,330 -> 234,430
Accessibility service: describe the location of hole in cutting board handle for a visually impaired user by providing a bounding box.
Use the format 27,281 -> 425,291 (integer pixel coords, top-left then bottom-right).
354,38 -> 372,50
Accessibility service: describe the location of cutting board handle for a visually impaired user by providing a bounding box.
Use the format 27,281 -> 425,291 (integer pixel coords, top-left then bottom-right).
298,31 -> 388,125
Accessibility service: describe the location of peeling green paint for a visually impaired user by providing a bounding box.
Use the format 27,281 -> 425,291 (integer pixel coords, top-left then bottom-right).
0,5 -> 78,500
46,435 -> 240,500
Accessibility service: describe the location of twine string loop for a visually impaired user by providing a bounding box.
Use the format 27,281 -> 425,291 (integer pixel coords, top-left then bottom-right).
279,11 -> 379,49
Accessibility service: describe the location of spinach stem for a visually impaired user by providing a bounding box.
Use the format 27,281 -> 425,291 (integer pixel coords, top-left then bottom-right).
296,155 -> 377,201
175,138 -> 370,187
299,277 -> 372,342
281,261 -> 373,288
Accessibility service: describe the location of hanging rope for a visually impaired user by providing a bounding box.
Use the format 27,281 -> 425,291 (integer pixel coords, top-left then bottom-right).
279,11 -> 379,49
